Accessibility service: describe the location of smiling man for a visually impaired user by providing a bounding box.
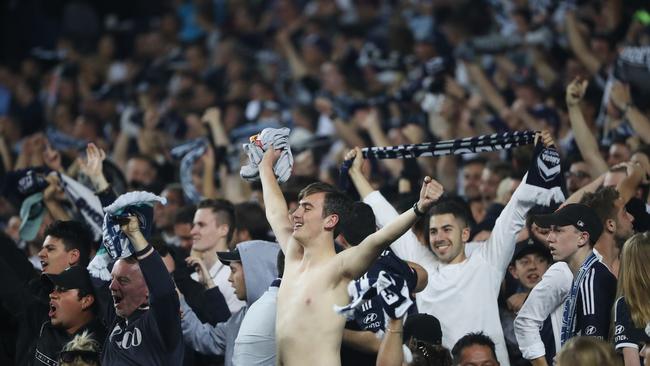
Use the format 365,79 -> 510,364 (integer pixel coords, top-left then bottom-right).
533,203 -> 617,344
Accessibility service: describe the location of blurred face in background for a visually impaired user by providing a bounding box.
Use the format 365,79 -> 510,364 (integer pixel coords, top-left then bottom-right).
566,162 -> 591,195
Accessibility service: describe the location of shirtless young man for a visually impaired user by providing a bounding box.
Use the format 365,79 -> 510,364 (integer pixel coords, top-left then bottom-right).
259,149 -> 443,366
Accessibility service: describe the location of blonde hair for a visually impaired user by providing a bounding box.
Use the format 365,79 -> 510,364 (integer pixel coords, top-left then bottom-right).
556,337 -> 621,366
59,331 -> 100,366
617,232 -> 650,328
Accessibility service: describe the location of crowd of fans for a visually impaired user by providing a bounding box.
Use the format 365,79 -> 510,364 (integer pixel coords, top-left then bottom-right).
1,0 -> 650,365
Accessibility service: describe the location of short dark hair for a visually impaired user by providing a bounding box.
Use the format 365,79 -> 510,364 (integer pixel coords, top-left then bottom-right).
197,198 -> 236,243
485,161 -> 513,181
43,220 -> 93,267
429,199 -> 472,229
174,206 -> 196,225
451,332 -> 498,365
234,202 -> 271,241
340,202 -> 376,246
298,182 -> 353,236
579,186 -> 619,223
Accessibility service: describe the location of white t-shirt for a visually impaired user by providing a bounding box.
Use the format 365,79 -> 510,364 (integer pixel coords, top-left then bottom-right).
192,261 -> 246,313
365,182 -> 552,366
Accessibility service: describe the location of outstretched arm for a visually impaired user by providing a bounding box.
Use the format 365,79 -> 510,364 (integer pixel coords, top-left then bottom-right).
566,78 -> 608,177
338,177 -> 443,280
259,149 -> 296,257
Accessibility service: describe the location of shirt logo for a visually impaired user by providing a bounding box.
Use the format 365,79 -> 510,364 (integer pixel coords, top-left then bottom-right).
614,325 -> 625,335
363,313 -> 378,324
585,326 -> 597,335
110,324 -> 143,350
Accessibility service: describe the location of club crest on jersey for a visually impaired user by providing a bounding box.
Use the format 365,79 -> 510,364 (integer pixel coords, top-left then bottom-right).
536,148 -> 561,182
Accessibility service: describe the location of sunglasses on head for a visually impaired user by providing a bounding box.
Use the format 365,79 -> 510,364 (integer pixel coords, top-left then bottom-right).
58,350 -> 99,363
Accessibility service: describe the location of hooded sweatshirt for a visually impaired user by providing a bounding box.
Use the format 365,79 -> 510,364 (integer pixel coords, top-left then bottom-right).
180,240 -> 280,366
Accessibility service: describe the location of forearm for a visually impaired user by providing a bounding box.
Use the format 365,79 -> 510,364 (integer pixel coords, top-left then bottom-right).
202,164 -> 217,199
44,200 -> 72,221
565,12 -> 601,75
563,174 -> 605,205
280,42 -> 308,80
260,163 -> 291,248
568,106 -> 608,176
626,106 -> 650,144
466,63 -> 508,112
0,136 -> 12,171
531,357 -> 549,366
622,347 -> 641,366
377,319 -> 404,366
366,124 -> 403,178
349,169 -> 375,200
617,172 -> 643,204
342,329 -> 381,354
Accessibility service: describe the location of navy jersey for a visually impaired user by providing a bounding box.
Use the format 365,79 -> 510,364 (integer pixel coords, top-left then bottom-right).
574,261 -> 617,340
613,296 -> 648,351
352,248 -> 418,332
101,252 -> 183,365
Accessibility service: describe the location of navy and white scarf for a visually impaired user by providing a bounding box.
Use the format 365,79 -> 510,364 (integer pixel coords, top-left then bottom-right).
170,138 -> 208,204
560,251 -> 599,345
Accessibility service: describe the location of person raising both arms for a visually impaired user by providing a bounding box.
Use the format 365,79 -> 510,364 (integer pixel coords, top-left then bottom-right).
258,147 -> 443,366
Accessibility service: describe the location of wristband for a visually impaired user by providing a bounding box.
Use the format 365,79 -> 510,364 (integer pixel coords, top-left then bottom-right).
135,244 -> 153,260
413,202 -> 426,217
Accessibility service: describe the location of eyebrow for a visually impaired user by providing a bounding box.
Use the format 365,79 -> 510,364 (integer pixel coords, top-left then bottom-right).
299,202 -> 314,209
430,224 -> 455,231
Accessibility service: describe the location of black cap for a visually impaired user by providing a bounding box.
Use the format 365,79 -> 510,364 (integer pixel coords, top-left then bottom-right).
42,266 -> 94,295
533,204 -> 603,244
404,313 -> 442,345
217,248 -> 241,265
512,239 -> 553,264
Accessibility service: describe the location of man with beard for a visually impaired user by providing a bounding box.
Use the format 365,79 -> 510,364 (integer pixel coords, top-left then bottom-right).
34,266 -> 106,365
0,220 -> 93,366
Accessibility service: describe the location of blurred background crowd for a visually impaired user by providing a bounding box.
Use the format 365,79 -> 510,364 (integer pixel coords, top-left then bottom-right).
1,0 -> 650,365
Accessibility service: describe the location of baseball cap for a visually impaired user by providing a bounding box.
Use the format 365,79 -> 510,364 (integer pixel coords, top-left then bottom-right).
217,248 -> 241,265
404,313 -> 442,345
19,192 -> 46,242
511,239 -> 552,264
533,204 -> 603,244
42,266 -> 95,295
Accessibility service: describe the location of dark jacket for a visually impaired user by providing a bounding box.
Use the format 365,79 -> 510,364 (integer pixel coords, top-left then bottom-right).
100,251 -> 183,365
32,318 -> 106,366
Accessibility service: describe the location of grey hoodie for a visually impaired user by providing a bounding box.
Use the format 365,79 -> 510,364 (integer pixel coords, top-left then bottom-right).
180,240 -> 280,366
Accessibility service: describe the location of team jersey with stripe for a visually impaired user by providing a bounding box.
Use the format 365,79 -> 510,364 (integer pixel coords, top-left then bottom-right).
613,296 -> 648,351
573,261 -> 617,340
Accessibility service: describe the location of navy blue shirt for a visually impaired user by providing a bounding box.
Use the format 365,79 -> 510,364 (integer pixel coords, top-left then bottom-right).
101,252 -> 183,365
352,248 -> 418,332
574,261 -> 617,340
614,296 -> 648,351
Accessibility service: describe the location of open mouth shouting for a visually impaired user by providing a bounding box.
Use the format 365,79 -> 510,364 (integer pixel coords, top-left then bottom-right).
48,301 -> 58,318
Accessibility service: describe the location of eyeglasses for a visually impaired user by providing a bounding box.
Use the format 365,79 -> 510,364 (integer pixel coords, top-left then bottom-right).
58,350 -> 100,364
565,171 -> 590,179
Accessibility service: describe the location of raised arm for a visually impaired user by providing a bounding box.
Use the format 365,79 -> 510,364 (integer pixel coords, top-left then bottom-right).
338,177 -> 443,280
566,78 -> 608,177
565,11 -> 602,76
610,82 -> 650,144
259,149 -> 295,256
120,216 -> 182,350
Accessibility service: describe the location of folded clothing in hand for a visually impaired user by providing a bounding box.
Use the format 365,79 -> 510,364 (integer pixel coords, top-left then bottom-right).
240,127 -> 293,183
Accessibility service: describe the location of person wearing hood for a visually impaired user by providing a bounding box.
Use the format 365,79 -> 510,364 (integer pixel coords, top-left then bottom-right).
180,240 -> 280,366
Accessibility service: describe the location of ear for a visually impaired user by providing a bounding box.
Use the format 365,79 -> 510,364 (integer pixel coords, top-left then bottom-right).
68,249 -> 81,266
577,232 -> 590,248
324,214 -> 339,231
605,218 -> 616,234
461,227 -> 471,243
217,224 -> 230,239
508,264 -> 519,280
81,295 -> 95,310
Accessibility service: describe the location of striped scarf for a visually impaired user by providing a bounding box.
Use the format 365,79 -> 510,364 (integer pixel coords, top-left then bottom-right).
560,251 -> 598,344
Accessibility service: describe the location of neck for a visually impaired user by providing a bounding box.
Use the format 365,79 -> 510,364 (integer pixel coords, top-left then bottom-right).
567,247 -> 593,276
448,249 -> 467,265
201,251 -> 218,270
299,237 -> 336,265
594,236 -> 620,277
66,312 -> 94,335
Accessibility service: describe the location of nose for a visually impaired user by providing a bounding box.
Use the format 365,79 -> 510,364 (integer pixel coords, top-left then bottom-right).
627,211 -> 634,223
546,231 -> 555,243
109,279 -> 118,291
38,247 -> 46,258
190,225 -> 198,235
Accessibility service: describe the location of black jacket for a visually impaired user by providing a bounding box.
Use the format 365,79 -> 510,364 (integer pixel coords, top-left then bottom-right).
100,251 -> 183,365
32,318 -> 106,366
